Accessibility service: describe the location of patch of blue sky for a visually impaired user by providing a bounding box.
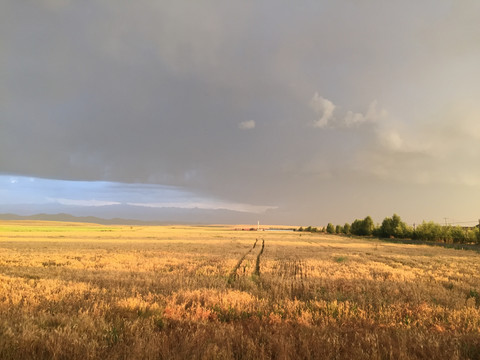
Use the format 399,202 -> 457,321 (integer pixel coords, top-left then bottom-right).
0,175 -> 193,207
0,175 -> 275,213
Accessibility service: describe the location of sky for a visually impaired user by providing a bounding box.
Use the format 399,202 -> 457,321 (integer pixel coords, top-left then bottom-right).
1,1 -> 480,226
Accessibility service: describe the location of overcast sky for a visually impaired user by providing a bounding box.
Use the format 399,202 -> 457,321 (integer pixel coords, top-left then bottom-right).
2,1 -> 480,225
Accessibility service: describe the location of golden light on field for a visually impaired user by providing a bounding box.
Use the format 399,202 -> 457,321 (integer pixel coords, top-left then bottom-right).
1,220 -> 480,359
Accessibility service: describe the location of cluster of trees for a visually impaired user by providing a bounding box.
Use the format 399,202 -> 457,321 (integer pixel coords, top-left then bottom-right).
296,226 -> 320,233
299,214 -> 480,244
413,221 -> 479,243
323,216 -> 376,237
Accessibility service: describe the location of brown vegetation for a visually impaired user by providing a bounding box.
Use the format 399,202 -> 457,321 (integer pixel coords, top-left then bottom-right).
1,220 -> 480,359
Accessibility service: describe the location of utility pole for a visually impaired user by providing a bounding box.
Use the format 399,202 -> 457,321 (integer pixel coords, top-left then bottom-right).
443,217 -> 448,226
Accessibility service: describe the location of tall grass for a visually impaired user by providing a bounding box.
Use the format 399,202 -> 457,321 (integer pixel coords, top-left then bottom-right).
0,221 -> 479,359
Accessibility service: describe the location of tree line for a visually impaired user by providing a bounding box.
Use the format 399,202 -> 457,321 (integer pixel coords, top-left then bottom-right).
296,214 -> 480,244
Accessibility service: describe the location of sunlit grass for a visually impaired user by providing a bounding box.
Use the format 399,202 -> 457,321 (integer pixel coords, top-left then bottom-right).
1,220 -> 479,359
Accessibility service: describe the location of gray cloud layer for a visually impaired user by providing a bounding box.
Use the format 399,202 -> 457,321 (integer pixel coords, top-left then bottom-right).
2,1 -> 480,224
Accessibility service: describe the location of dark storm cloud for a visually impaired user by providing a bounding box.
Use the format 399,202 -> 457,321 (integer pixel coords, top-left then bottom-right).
2,1 -> 319,196
2,0 -> 480,224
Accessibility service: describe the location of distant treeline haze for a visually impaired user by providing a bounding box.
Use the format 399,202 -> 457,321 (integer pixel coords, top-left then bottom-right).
297,214 -> 480,244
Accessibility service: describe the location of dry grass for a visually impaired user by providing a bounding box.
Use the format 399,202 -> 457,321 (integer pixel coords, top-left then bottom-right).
1,220 -> 480,359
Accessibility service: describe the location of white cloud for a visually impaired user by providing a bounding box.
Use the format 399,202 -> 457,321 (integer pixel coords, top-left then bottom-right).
238,120 -> 256,130
377,129 -> 405,151
307,94 -> 480,188
344,111 -> 366,127
128,201 -> 276,214
48,198 -> 121,207
345,100 -> 386,127
352,105 -> 480,187
310,94 -> 386,129
310,92 -> 335,128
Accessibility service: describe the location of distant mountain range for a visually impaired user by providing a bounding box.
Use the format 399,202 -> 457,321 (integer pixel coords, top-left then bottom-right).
0,202 -> 267,226
0,212 -> 170,225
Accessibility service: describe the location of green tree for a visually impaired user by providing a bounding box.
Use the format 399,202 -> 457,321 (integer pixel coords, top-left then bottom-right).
335,225 -> 343,234
350,216 -> 375,236
350,219 -> 362,235
326,223 -> 335,234
361,216 -> 375,236
343,223 -> 351,234
474,228 -> 480,244
414,221 -> 443,241
380,214 -> 410,239
450,226 -> 467,243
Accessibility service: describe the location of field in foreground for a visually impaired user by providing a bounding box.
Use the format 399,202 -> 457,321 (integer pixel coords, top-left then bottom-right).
1,221 -> 480,359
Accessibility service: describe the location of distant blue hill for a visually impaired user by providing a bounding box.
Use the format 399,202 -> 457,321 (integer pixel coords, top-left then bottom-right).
0,213 -> 170,225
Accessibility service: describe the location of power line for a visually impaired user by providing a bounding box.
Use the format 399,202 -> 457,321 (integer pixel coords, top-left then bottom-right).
448,220 -> 479,225
409,220 -> 479,227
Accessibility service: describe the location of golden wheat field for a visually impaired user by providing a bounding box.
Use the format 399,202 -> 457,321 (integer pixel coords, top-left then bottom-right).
1,220 -> 480,359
